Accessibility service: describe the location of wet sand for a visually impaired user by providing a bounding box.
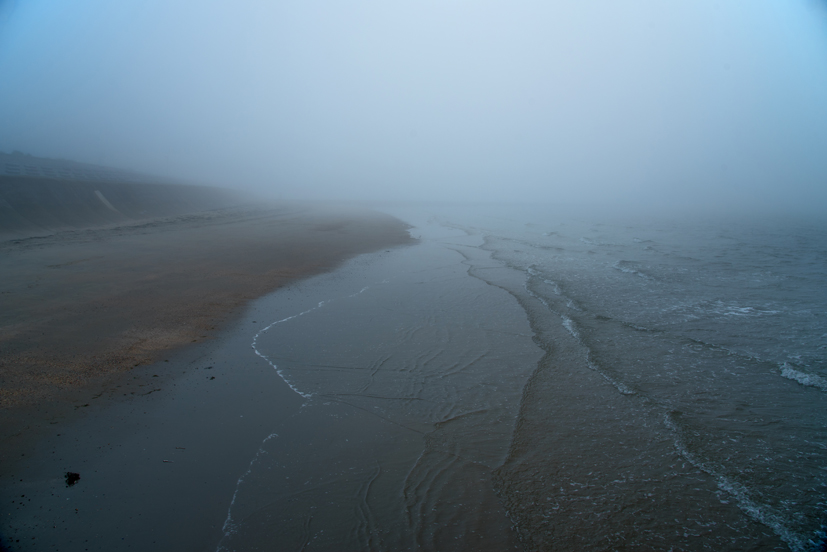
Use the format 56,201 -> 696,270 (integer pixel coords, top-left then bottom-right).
0,202 -> 413,541
0,292 -> 329,550
0,205 -> 527,552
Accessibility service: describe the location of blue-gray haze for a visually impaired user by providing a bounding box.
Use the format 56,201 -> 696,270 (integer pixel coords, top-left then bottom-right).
0,0 -> 826,212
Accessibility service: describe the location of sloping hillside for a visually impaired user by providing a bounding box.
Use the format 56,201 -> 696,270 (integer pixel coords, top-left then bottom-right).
0,176 -> 241,237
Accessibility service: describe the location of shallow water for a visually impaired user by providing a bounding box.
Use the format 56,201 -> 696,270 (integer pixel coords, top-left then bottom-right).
218,204 -> 827,551
217,220 -> 536,551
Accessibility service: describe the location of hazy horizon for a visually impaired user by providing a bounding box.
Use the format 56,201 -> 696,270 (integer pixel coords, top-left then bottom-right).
1,0 -> 826,213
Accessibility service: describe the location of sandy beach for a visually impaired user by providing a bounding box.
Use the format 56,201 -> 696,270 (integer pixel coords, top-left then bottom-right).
0,193 -> 413,547
0,202 -> 412,410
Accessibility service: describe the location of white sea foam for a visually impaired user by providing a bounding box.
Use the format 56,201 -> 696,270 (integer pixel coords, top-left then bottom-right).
663,413 -> 807,552
527,268 -> 639,398
588,361 -> 636,395
612,260 -> 652,279
723,305 -> 754,316
561,316 -> 579,339
543,278 -> 562,296
709,300 -> 780,318
780,364 -> 827,391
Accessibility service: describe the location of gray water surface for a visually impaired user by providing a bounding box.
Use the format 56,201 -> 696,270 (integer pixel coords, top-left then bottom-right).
220,205 -> 827,551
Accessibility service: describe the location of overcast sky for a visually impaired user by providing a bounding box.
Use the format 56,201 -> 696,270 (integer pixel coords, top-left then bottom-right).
0,0 -> 826,210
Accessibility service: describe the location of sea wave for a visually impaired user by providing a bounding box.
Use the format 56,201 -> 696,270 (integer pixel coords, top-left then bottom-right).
780,363 -> 827,391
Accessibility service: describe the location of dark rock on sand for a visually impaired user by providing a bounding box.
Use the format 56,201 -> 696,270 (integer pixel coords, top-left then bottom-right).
65,472 -> 80,487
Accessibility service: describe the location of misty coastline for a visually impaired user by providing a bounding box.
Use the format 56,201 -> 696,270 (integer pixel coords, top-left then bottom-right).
2,0 -> 827,550
3,200 -> 826,551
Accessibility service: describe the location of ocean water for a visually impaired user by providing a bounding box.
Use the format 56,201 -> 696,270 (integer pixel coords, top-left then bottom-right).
218,205 -> 827,552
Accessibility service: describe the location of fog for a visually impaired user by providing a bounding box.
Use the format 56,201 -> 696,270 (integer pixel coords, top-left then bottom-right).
1,0 -> 826,212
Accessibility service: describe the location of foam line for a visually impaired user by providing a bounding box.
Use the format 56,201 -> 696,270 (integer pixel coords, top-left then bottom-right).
663,413 -> 807,552
251,286 -> 372,399
216,432 -> 279,550
780,363 -> 827,392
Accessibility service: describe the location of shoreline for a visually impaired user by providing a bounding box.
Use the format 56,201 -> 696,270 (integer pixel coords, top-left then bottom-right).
0,209 -> 526,551
0,202 -> 414,492
0,201 -> 415,550
0,202 -> 413,411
